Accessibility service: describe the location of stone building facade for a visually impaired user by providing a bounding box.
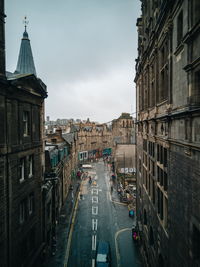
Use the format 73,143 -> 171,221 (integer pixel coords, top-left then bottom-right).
135,1 -> 200,266
71,120 -> 112,161
112,113 -> 135,145
0,4 -> 48,266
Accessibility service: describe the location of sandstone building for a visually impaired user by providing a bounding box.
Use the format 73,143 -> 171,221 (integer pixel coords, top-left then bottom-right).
0,7 -> 47,266
135,1 -> 200,266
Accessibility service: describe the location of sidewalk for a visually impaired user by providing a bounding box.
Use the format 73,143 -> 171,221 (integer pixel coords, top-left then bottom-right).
43,179 -> 80,267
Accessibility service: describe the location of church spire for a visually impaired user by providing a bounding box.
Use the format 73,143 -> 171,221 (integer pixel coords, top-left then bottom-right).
15,17 -> 37,76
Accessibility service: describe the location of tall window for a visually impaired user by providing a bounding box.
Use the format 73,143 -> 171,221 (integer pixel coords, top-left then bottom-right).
192,0 -> 200,26
23,111 -> 30,136
159,40 -> 168,102
194,71 -> 200,103
19,157 -> 25,183
177,11 -> 183,46
28,193 -> 34,215
28,155 -> 34,178
19,199 -> 26,224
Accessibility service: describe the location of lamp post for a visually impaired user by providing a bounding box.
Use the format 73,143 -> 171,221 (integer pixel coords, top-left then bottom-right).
123,152 -> 125,188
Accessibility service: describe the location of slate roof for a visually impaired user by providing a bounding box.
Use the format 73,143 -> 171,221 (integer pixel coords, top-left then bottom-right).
15,29 -> 37,76
62,133 -> 75,145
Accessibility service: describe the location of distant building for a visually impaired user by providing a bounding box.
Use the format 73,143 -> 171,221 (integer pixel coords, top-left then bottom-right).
112,113 -> 136,145
135,1 -> 200,266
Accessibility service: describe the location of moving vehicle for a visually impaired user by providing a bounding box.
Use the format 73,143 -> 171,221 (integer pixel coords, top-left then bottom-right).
96,241 -> 111,266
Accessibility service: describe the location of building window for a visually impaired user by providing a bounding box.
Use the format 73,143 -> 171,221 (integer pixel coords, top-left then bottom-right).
28,193 -> 34,215
193,70 -> 200,104
19,157 -> 25,183
139,158 -> 142,173
28,155 -> 34,178
192,224 -> 200,260
19,199 -> 26,224
47,202 -> 51,219
23,111 -> 30,136
29,227 -> 36,251
164,196 -> 168,228
164,172 -> 168,191
144,209 -> 147,225
152,180 -> 155,204
164,148 -> 168,167
192,0 -> 200,26
143,139 -> 147,152
157,188 -> 163,220
177,11 -> 183,46
149,226 -> 154,246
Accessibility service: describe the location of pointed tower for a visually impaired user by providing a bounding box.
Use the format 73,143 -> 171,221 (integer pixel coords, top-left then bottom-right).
15,17 -> 37,76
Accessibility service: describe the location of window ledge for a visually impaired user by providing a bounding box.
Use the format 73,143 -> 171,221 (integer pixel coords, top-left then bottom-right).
174,43 -> 184,56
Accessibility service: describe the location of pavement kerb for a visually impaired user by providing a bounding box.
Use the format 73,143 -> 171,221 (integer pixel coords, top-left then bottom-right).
66,181 -> 80,241
64,184 -> 80,267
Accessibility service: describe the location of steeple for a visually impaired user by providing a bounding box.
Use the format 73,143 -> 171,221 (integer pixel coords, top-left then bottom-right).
15,17 -> 37,76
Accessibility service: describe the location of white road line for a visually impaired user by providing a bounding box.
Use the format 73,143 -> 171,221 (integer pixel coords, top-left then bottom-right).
92,196 -> 98,203
91,188 -> 98,195
92,259 -> 95,267
92,235 -> 97,250
92,206 -> 98,215
92,218 -> 98,231
91,182 -> 98,187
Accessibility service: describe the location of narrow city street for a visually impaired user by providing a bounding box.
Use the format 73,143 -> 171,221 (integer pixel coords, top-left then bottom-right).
66,160 -> 143,267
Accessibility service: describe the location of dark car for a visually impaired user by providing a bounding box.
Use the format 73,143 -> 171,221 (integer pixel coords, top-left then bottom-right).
96,241 -> 111,266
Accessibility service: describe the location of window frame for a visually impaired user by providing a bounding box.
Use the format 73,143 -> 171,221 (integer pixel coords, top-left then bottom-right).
19,157 -> 26,183
23,111 -> 30,136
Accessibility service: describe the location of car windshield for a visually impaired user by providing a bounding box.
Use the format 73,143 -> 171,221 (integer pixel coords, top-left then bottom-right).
97,253 -> 107,262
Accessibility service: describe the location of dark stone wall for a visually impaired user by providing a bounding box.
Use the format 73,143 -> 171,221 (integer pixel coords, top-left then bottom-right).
0,85 -> 45,266
0,156 -> 7,266
169,145 -> 200,267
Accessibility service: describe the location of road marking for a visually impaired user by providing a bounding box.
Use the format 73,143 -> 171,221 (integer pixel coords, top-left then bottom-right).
92,188 -> 98,195
92,259 -> 95,267
115,228 -> 132,267
92,218 -> 98,231
92,234 -> 97,250
64,192 -> 80,267
92,206 -> 98,215
92,196 -> 98,203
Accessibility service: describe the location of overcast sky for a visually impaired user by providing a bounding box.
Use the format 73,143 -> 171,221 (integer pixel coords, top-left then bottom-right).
5,0 -> 141,123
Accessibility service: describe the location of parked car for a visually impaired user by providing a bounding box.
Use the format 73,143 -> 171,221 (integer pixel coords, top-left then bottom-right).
96,241 -> 111,266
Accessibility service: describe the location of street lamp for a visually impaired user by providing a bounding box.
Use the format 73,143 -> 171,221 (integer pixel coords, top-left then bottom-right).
115,152 -> 126,188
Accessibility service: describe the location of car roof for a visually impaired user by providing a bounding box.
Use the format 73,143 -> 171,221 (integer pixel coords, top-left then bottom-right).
97,241 -> 110,254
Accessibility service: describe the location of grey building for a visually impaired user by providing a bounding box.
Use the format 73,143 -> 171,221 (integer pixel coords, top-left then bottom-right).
0,5 -> 47,266
135,1 -> 200,267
